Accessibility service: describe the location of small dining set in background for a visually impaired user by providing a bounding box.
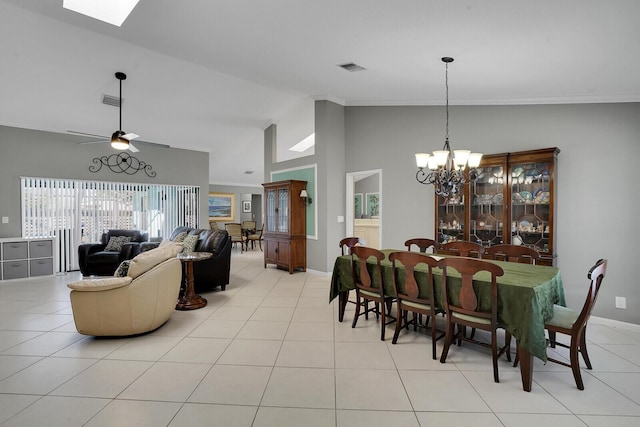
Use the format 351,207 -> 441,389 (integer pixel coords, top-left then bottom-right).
210,220 -> 264,253
331,237 -> 607,392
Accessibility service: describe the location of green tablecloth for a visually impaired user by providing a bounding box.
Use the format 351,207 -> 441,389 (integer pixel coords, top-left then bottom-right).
329,250 -> 565,362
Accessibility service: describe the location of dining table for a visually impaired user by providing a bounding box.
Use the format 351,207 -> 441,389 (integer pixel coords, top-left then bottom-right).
329,249 -> 565,392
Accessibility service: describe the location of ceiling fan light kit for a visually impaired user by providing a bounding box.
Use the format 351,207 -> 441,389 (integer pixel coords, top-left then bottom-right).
110,71 -> 140,151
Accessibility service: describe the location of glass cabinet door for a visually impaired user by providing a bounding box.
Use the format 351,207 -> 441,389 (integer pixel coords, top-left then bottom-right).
277,187 -> 289,233
469,165 -> 505,247
510,160 -> 552,253
265,188 -> 276,233
437,193 -> 465,245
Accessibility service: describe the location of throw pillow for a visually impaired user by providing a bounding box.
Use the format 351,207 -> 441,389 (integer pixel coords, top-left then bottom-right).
173,231 -> 188,243
113,260 -> 132,277
104,236 -> 131,251
182,234 -> 199,253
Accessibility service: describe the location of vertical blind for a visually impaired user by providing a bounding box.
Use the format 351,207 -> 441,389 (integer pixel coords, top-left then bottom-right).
21,177 -> 199,272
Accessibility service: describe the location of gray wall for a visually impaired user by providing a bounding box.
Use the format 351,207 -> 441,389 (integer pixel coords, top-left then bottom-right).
0,125 -> 210,237
343,103 -> 640,324
263,101 -> 346,273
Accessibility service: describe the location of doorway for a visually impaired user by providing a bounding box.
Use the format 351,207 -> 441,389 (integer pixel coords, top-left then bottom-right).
346,169 -> 382,249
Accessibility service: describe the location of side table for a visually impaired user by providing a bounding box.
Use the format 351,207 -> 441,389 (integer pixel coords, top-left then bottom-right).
176,252 -> 212,310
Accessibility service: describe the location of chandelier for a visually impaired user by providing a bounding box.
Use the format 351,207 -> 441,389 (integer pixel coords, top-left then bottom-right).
415,57 -> 482,197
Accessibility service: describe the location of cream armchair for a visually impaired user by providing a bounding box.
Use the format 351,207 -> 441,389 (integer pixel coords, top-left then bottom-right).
68,242 -> 183,336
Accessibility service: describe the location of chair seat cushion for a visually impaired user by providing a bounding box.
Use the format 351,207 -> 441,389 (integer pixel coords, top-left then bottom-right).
359,289 -> 381,299
87,251 -> 121,264
452,311 -> 492,325
402,300 -> 432,311
545,304 -> 579,330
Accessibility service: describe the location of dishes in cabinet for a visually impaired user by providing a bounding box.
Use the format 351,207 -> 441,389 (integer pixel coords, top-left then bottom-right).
534,190 -> 550,204
520,191 -> 533,203
512,192 -> 525,204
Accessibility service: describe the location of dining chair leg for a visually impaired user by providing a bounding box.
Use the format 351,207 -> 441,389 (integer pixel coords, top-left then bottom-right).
579,328 -> 592,369
392,307 -> 404,344
439,320 -> 455,363
570,335 -> 585,390
492,332 -> 500,383
352,294 -> 362,329
430,318 -> 438,360
549,330 -> 557,348
380,304 -> 387,341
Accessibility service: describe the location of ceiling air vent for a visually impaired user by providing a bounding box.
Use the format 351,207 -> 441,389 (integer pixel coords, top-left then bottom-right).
244,170 -> 254,174
338,62 -> 366,72
102,94 -> 121,107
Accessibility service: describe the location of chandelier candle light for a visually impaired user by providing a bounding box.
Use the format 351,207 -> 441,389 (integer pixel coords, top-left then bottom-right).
415,57 -> 482,197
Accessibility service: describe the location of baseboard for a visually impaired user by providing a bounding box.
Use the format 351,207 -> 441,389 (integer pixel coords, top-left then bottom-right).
590,315 -> 640,332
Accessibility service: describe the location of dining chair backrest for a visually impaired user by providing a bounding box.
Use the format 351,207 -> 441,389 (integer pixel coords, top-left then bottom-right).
209,221 -> 219,231
404,238 -> 439,254
340,237 -> 366,255
438,256 -> 504,323
242,220 -> 256,231
485,244 -> 540,264
389,251 -> 438,304
574,258 -> 608,330
350,246 -> 385,297
441,240 -> 485,258
225,223 -> 243,238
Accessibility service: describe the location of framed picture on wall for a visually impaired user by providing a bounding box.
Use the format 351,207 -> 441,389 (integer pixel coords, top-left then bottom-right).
208,192 -> 235,221
354,193 -> 363,218
242,200 -> 252,213
365,192 -> 380,217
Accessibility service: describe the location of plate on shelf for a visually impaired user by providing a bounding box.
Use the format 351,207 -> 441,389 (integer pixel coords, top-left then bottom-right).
534,190 -> 550,204
520,191 -> 533,202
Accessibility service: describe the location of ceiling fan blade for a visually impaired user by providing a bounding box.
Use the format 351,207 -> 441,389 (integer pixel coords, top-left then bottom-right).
68,130 -> 109,139
78,139 -> 109,145
122,133 -> 140,141
128,143 -> 140,153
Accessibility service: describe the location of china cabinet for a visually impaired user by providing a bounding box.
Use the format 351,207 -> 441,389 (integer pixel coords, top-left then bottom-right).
435,147 -> 559,265
262,180 -> 307,273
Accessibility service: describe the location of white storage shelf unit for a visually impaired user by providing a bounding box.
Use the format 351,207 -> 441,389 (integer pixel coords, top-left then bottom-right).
1,237 -> 55,280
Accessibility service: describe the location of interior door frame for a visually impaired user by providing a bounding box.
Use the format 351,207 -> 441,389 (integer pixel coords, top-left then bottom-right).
346,169 -> 382,246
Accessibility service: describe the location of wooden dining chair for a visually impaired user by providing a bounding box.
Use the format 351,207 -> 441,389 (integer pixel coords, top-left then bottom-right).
350,246 -> 396,341
339,237 -> 365,255
441,240 -> 485,258
209,221 -> 219,231
522,259 -> 607,390
404,238 -> 439,254
485,244 -> 541,264
438,256 -> 512,383
247,226 -> 264,251
389,251 -> 445,359
225,223 -> 246,253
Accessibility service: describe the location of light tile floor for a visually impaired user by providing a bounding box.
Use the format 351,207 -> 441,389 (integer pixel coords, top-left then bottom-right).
1,250 -> 639,426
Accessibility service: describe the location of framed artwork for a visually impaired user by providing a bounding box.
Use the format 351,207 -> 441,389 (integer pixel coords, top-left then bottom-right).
208,192 -> 235,221
354,193 -> 363,218
366,192 -> 380,217
242,200 -> 252,213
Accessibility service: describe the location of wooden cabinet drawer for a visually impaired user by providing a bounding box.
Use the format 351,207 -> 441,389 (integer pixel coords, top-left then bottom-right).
2,242 -> 28,260
3,260 -> 29,280
29,240 -> 53,258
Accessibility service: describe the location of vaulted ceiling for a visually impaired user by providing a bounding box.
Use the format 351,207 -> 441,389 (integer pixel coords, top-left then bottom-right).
2,0 -> 638,186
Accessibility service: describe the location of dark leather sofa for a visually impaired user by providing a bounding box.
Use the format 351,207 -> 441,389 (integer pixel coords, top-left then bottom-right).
142,226 -> 232,292
78,229 -> 148,276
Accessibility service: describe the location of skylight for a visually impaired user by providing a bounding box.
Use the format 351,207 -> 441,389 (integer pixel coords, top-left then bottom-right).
63,0 -> 140,27
289,133 -> 315,152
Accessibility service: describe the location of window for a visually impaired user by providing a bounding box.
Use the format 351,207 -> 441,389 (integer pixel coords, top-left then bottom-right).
21,177 -> 199,272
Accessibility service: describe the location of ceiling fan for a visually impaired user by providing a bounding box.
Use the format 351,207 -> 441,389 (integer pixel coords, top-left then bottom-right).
76,71 -> 141,152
